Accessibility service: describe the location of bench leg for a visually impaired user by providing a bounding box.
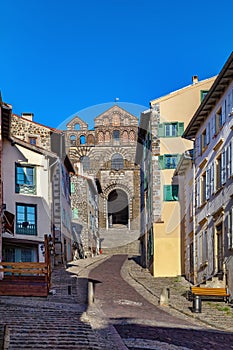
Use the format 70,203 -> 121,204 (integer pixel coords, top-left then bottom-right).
193,295 -> 202,313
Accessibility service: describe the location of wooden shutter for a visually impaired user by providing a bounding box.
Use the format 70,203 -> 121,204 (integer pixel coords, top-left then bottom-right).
221,148 -> 226,185
158,155 -> 164,169
158,123 -> 165,137
177,122 -> 184,136
164,185 -> 173,201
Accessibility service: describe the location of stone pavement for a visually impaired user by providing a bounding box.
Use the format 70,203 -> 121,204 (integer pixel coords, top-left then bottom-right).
88,254 -> 233,350
0,253 -> 233,349
123,256 -> 233,333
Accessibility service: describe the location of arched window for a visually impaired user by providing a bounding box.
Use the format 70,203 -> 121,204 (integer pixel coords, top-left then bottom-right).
74,123 -> 80,130
87,134 -> 95,145
70,134 -> 77,146
129,130 -> 135,142
98,131 -> 104,144
122,131 -> 128,143
111,153 -> 124,170
113,130 -> 120,141
80,135 -> 86,145
80,156 -> 90,171
105,131 -> 110,142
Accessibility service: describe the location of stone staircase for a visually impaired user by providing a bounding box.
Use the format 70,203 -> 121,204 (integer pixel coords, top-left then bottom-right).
99,226 -> 140,250
101,239 -> 141,256
0,264 -> 109,349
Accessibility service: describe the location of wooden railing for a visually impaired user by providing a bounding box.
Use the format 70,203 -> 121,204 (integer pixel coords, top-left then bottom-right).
0,262 -> 51,297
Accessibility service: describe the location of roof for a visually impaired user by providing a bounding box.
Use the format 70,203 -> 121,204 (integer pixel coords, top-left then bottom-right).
150,76 -> 216,106
183,52 -> 233,140
12,113 -> 62,133
94,104 -> 138,122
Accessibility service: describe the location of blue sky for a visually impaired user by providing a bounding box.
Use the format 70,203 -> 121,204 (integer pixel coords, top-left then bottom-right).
1,0 -> 232,129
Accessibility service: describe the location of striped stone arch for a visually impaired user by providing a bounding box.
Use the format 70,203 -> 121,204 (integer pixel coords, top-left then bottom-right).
102,182 -> 133,220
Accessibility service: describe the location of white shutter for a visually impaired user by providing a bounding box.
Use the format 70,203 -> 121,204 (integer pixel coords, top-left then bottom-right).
210,162 -> 215,195
228,208 -> 233,249
221,148 -> 227,185
196,177 -> 200,208
227,141 -> 232,178
206,122 -> 210,145
222,100 -> 226,125
206,167 -> 210,200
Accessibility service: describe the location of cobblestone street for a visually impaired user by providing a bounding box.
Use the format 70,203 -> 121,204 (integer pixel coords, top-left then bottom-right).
0,254 -> 233,349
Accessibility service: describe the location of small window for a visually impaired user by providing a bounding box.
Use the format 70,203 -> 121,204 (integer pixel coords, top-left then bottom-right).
158,122 -> 184,138
164,185 -> 179,201
15,164 -> 36,194
16,203 -> 37,235
80,135 -> 86,145
74,123 -> 80,130
111,153 -> 124,170
28,137 -> 37,145
158,154 -> 181,169
72,208 -> 78,219
201,90 -> 209,102
113,130 -> 120,141
70,135 -> 77,146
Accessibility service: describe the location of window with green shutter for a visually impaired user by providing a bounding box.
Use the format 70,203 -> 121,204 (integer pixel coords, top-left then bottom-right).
164,185 -> 179,201
70,182 -> 75,194
159,154 -> 181,169
201,90 -> 209,102
158,122 -> 184,138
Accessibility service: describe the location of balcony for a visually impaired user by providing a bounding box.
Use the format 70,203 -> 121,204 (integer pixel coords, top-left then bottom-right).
16,222 -> 37,235
16,184 -> 36,195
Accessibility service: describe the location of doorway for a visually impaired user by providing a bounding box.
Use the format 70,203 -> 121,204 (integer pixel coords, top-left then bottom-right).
107,189 -> 128,227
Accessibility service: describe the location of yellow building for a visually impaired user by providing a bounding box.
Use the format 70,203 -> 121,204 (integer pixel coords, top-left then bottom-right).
137,75 -> 216,277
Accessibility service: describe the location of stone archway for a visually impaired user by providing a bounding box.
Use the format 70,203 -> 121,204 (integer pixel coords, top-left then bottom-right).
107,189 -> 128,228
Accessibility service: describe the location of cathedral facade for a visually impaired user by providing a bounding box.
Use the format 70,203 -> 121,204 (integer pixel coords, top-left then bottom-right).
64,105 -> 140,249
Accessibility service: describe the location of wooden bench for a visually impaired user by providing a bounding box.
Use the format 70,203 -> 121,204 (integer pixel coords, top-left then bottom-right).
190,287 -> 230,313
191,287 -> 230,302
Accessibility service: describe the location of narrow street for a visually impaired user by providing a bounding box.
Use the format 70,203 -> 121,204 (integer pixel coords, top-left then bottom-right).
89,255 -> 233,350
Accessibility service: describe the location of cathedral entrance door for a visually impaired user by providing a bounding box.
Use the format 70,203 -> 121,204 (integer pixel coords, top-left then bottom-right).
107,189 -> 128,227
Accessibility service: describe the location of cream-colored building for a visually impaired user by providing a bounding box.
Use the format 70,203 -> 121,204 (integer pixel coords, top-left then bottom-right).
137,75 -> 216,276
183,52 -> 233,294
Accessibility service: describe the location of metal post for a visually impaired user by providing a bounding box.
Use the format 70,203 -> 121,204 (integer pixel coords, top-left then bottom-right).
193,295 -> 202,313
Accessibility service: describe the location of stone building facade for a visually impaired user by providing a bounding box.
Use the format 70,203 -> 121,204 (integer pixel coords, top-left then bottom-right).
64,105 -> 140,249
9,113 -> 74,265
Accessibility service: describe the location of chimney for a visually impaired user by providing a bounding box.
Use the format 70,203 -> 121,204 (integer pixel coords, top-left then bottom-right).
21,112 -> 34,121
192,75 -> 198,84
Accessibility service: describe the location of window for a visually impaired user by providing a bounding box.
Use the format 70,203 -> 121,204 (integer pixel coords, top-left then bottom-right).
72,208 -> 78,219
28,137 -> 37,145
159,154 -> 181,169
214,105 -> 225,134
111,153 -> 124,170
201,90 -> 209,102
70,182 -> 75,194
80,135 -> 86,145
16,204 -> 37,235
70,135 -> 77,146
15,164 -> 36,194
163,185 -> 179,201
113,130 -> 120,141
227,141 -> 233,178
227,208 -> 233,249
202,230 -> 208,263
201,172 -> 207,204
158,122 -> 184,137
74,123 -> 80,130
80,156 -> 90,171
215,149 -> 227,190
